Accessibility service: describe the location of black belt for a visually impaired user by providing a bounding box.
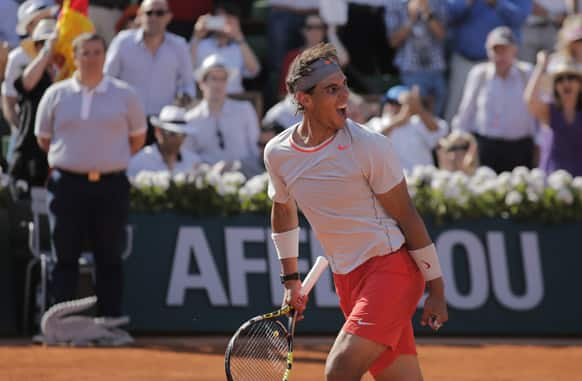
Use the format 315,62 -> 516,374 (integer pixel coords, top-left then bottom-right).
55,168 -> 126,182
474,133 -> 533,144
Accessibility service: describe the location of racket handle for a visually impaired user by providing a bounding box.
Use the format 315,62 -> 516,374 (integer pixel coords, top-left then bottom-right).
300,256 -> 329,296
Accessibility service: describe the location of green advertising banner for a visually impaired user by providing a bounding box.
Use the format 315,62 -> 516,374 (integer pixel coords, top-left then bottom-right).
123,213 -> 581,336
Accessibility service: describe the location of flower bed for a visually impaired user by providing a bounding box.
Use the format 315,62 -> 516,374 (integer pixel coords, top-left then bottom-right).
129,164 -> 582,224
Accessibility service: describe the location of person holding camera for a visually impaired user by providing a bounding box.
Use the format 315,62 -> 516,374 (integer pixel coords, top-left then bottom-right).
8,19 -> 59,200
191,2 -> 261,95
386,0 -> 448,116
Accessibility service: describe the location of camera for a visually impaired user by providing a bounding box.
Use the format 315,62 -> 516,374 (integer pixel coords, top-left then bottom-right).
205,15 -> 226,32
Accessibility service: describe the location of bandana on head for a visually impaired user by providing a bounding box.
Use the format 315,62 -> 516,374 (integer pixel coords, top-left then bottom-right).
294,58 -> 342,92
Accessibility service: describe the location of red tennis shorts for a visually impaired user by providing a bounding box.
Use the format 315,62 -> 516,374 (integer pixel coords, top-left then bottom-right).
332,247 -> 425,377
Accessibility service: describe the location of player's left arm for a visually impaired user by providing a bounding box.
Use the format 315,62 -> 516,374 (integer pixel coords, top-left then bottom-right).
376,180 -> 448,329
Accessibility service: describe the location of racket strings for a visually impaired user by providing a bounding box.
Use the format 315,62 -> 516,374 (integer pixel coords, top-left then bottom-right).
229,319 -> 289,380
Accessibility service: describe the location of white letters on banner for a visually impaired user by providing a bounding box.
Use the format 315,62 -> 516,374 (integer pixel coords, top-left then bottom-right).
166,227 -> 544,312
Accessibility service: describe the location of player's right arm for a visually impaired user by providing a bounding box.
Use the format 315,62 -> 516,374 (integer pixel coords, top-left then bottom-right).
271,199 -> 308,318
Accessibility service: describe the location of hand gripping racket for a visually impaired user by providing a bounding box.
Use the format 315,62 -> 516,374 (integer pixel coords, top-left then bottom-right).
224,256 -> 329,381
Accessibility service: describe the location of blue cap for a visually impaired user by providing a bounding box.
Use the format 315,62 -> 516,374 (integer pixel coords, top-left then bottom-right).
382,85 -> 409,104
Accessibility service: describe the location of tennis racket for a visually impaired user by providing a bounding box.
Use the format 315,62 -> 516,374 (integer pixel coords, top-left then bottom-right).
225,256 -> 329,381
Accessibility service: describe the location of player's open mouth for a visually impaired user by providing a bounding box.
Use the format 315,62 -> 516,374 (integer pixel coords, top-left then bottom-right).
337,106 -> 347,118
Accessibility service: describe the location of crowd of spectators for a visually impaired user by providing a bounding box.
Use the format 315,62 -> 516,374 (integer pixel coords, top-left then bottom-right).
1,0 -> 582,189
0,0 -> 581,344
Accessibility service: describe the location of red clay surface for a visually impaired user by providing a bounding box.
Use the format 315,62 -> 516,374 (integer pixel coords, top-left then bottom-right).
1,337 -> 581,381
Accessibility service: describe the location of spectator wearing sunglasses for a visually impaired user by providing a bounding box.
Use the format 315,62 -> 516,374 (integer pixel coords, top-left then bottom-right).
525,53 -> 582,176
366,85 -> 448,173
185,54 -> 259,166
549,14 -> 582,71
127,105 -> 200,178
105,0 -> 195,145
436,130 -> 479,175
278,13 -> 349,98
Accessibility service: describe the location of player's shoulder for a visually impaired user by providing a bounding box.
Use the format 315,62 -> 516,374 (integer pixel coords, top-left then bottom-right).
264,125 -> 295,160
111,29 -> 136,45
346,119 -> 386,144
164,31 -> 190,48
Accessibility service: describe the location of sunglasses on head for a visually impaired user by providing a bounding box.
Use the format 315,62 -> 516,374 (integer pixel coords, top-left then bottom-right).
555,74 -> 579,83
145,9 -> 168,17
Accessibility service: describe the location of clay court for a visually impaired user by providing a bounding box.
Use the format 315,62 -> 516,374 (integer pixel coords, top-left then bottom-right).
1,337 -> 581,381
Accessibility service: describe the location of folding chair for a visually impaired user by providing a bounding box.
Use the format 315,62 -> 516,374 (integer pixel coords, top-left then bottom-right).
23,186 -> 134,332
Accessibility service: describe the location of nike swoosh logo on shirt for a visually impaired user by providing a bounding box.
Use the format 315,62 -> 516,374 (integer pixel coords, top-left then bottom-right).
356,319 -> 375,326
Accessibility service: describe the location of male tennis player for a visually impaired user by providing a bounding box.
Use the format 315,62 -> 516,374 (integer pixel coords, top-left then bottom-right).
265,43 -> 448,381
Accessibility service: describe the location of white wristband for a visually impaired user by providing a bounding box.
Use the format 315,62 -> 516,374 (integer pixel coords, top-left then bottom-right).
410,243 -> 442,281
271,227 -> 300,260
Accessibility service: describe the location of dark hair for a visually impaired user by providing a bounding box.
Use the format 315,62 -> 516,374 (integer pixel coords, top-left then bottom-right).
553,77 -> 582,111
285,42 -> 339,111
261,120 -> 285,135
213,1 -> 241,17
72,33 -> 107,55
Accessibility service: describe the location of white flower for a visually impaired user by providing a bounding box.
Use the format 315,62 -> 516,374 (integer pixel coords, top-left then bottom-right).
195,176 -> 205,190
173,172 -> 187,186
512,166 -> 530,178
548,170 -> 573,190
526,188 -> 540,203
444,183 -> 461,199
572,177 -> 582,191
205,166 -> 222,187
474,166 -> 497,182
556,188 -> 574,204
152,171 -> 171,190
431,177 -> 447,192
222,171 -> 246,186
505,190 -> 523,206
495,172 -> 512,193
132,171 -> 156,188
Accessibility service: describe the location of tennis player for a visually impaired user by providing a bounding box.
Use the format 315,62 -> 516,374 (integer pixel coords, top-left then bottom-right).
265,43 -> 448,381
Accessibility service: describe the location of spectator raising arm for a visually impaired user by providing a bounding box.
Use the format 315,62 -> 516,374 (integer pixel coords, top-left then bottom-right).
225,16 -> 260,78
524,51 -> 550,124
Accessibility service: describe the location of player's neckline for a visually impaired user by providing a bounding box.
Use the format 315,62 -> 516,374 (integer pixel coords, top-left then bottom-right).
289,130 -> 337,153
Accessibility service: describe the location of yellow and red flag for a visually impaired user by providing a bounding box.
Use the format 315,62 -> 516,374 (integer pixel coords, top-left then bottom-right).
54,0 -> 94,80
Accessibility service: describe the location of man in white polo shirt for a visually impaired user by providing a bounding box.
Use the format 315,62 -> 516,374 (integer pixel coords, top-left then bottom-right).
35,33 -> 146,334
265,43 -> 447,381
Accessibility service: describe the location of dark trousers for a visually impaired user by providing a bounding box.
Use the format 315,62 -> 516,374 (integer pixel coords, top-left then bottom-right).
338,3 -> 396,76
47,170 -> 130,317
475,134 -> 534,173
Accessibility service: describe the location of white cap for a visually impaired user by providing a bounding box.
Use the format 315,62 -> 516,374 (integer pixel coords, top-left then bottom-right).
31,19 -> 56,42
195,54 -> 234,82
149,105 -> 193,134
17,0 -> 56,36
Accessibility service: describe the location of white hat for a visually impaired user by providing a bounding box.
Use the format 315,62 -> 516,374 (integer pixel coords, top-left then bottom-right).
31,19 -> 56,42
195,54 -> 234,82
17,0 -> 57,36
149,105 -> 193,134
